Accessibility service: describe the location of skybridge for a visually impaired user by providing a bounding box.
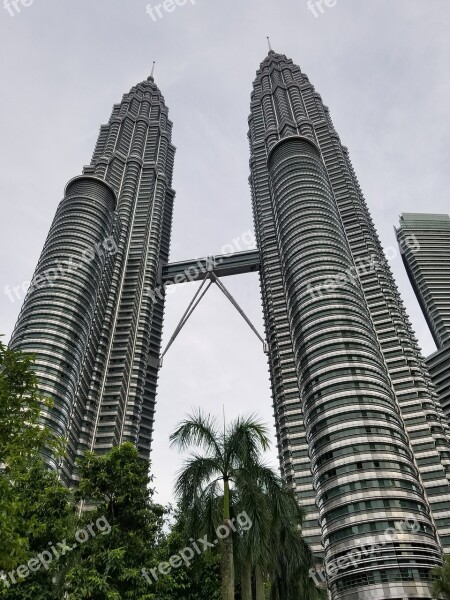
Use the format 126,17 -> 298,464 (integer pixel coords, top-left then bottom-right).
159,249 -> 265,365
161,249 -> 260,285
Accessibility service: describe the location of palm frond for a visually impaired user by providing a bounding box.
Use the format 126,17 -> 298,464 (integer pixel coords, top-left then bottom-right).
233,480 -> 271,566
170,409 -> 223,459
225,414 -> 270,470
201,480 -> 224,540
174,454 -> 221,506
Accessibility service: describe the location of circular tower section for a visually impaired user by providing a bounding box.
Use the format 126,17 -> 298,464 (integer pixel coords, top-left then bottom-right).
266,134 -> 441,599
10,175 -> 117,475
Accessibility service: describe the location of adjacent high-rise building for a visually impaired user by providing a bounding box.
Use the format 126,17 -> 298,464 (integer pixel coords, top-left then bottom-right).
9,51 -> 450,599
10,71 -> 175,484
396,213 -> 450,418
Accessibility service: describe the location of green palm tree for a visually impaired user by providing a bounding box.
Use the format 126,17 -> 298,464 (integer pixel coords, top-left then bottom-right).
433,555 -> 450,599
268,519 -> 326,600
234,471 -> 324,600
170,410 -> 271,600
233,465 -> 283,599
170,410 -> 324,600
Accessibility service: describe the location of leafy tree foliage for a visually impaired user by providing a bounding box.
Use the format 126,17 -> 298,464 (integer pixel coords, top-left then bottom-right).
148,508 -> 221,600
0,461 -> 74,600
0,339 -> 62,573
0,343 -> 167,599
64,443 -> 165,599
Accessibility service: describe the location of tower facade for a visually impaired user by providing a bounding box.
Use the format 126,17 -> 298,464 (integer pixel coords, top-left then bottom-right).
10,72 -> 175,484
249,51 -> 450,599
396,213 -> 450,418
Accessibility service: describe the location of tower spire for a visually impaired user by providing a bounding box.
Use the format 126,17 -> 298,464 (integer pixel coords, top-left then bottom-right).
267,36 -> 273,52
149,61 -> 156,81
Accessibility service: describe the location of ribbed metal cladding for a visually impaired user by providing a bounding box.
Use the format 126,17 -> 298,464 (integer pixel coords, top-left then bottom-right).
79,74 -> 176,470
10,176 -> 117,479
249,50 -> 450,599
10,72 -> 176,484
266,135 -> 440,599
249,57 -> 321,553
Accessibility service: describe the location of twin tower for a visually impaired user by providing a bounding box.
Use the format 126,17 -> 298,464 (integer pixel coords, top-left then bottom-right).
11,50 -> 450,599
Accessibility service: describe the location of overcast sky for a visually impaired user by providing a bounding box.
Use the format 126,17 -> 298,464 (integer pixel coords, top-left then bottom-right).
1,0 -> 449,505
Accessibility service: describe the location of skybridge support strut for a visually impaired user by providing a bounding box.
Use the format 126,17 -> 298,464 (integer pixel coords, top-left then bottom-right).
159,268 -> 267,367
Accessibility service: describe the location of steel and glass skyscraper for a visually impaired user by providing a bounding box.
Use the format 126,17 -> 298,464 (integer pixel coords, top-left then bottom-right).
9,51 -> 450,599
396,213 -> 450,418
248,50 -> 450,599
10,71 -> 175,484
